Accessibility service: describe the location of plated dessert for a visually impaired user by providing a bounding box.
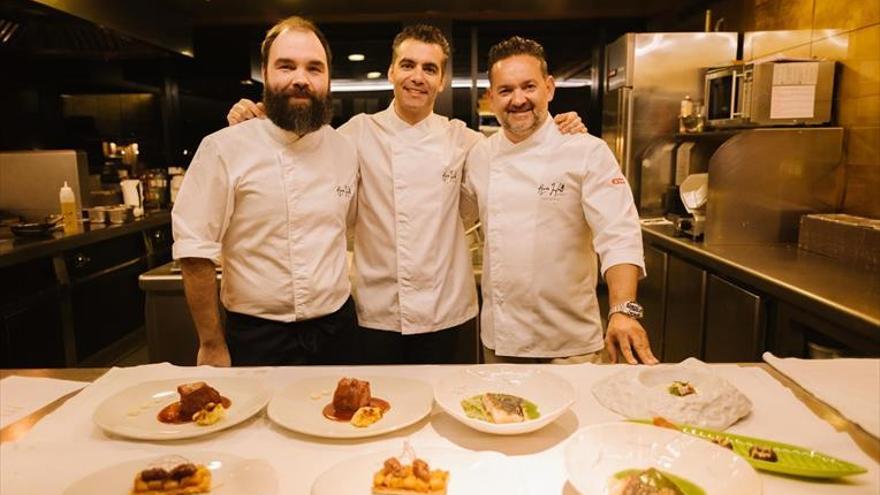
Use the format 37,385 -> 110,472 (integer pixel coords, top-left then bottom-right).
158,382 -> 231,426
323,377 -> 391,428
131,461 -> 211,495
372,455 -> 449,495
64,452 -> 278,495
460,393 -> 539,424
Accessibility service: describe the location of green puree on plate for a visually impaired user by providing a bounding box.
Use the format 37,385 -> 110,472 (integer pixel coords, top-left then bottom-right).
460,393 -> 540,422
612,468 -> 705,495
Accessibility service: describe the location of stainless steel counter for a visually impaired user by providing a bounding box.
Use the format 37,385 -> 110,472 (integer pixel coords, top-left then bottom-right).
641,223 -> 880,342
0,210 -> 171,269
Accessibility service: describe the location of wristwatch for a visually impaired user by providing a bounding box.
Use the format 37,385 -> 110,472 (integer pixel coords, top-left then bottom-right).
609,300 -> 644,320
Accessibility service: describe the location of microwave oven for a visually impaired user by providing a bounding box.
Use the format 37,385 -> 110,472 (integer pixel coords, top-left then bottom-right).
704,60 -> 835,128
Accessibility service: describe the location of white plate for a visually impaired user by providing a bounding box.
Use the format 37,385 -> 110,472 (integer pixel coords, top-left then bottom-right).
564,422 -> 762,495
92,377 -> 271,440
434,364 -> 575,435
267,376 -> 433,439
311,447 -> 526,495
592,358 -> 752,430
64,452 -> 277,495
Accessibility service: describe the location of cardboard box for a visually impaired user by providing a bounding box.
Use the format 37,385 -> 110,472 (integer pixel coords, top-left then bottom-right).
798,214 -> 880,269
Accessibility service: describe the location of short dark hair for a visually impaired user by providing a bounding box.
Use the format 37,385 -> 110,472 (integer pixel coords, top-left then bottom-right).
261,16 -> 332,76
487,36 -> 548,82
390,24 -> 451,75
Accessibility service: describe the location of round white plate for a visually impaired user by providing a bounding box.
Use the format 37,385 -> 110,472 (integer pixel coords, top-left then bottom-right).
311,447 -> 526,495
564,422 -> 762,495
64,452 -> 277,495
434,364 -> 575,435
267,375 -> 433,439
92,377 -> 271,440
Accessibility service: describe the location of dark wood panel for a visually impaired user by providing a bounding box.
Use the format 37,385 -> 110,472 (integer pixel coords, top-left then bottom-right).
662,255 -> 705,362
1,291 -> 66,368
72,259 -> 148,361
703,274 -> 764,362
641,244 -> 667,360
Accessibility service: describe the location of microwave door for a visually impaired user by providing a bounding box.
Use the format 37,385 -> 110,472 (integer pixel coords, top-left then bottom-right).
706,70 -> 736,124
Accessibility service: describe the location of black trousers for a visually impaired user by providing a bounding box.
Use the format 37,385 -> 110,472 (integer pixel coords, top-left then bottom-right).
225,297 -> 358,366
358,318 -> 477,365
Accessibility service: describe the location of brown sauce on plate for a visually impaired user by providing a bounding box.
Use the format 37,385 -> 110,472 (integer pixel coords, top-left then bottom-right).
157,396 -> 232,424
322,398 -> 390,422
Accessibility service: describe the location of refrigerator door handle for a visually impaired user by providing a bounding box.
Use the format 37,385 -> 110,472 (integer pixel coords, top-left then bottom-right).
620,87 -> 635,179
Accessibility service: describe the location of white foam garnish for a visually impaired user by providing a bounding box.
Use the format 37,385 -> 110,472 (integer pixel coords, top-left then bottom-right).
398,440 -> 417,464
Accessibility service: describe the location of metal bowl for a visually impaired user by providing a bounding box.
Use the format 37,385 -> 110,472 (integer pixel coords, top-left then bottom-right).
88,206 -> 108,224
106,205 -> 134,224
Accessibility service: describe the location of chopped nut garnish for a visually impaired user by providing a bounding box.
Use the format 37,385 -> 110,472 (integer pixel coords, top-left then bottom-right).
383,457 -> 403,475
412,458 -> 430,481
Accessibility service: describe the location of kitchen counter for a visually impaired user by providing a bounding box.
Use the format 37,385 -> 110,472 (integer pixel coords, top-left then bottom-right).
0,210 -> 171,269
1,363 -> 877,494
641,223 -> 880,344
139,260 -> 481,365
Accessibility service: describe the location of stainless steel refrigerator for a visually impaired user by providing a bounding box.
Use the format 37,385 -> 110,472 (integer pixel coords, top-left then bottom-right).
602,32 -> 738,213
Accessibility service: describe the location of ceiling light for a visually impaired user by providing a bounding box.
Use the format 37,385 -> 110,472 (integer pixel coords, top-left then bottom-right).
348,53 -> 365,62
366,71 -> 382,79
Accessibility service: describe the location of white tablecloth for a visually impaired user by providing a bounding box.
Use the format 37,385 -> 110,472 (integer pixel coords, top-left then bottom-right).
764,352 -> 880,438
0,376 -> 87,429
1,363 -> 877,494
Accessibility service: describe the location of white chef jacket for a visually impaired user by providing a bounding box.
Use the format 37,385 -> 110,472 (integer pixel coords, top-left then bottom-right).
463,117 -> 645,357
339,104 -> 481,334
172,118 -> 358,322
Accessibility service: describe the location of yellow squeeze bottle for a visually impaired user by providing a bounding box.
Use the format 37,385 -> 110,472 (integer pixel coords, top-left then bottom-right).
59,181 -> 79,235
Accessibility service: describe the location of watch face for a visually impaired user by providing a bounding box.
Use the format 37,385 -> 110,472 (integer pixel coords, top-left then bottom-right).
624,301 -> 644,318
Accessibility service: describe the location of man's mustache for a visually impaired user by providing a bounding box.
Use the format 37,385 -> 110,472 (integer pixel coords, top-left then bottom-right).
506,103 -> 534,113
279,86 -> 316,99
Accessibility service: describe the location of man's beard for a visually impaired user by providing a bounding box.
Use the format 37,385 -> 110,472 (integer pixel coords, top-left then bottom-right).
263,84 -> 332,135
500,102 -> 543,136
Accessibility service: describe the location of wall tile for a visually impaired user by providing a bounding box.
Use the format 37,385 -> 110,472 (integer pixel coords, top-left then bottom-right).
813,24 -> 880,99
752,0 -> 815,30
814,0 -> 880,32
837,95 -> 880,126
846,126 -> 880,165
746,30 -> 813,59
842,163 -> 880,217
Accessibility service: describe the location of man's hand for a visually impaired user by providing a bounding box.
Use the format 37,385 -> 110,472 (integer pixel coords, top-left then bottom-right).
605,314 -> 659,365
553,112 -> 587,135
197,340 -> 231,367
227,98 -> 265,126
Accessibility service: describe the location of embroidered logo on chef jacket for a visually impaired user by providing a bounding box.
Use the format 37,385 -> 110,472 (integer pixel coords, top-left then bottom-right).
611,177 -> 626,185
441,167 -> 458,184
335,185 -> 353,198
537,181 -> 566,201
